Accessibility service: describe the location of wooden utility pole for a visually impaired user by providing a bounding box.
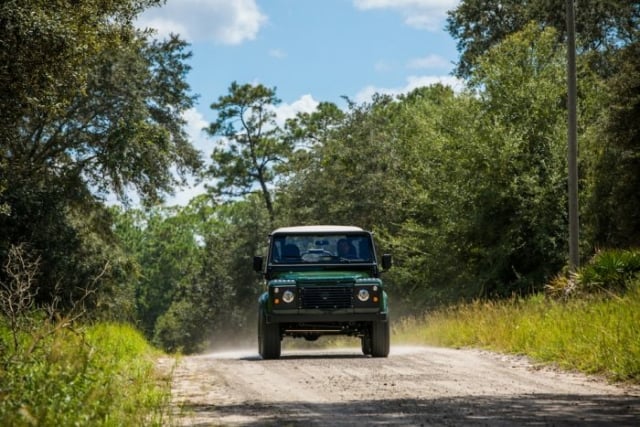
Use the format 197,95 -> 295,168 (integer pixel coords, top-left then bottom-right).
566,0 -> 579,271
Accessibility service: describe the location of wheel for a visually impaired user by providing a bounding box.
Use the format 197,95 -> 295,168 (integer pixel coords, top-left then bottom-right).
370,320 -> 390,358
361,335 -> 372,356
258,310 -> 281,359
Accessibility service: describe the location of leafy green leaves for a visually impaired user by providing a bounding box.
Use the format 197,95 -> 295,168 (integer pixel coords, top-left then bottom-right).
0,0 -> 201,309
447,0 -> 640,79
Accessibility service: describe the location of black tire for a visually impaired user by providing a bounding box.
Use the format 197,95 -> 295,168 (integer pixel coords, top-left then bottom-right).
370,320 -> 390,358
361,335 -> 372,356
258,310 -> 281,359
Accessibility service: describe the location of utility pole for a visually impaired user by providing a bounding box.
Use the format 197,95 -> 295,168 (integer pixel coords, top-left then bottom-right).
566,0 -> 579,271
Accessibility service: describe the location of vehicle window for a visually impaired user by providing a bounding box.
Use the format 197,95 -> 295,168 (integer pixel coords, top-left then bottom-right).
271,234 -> 374,264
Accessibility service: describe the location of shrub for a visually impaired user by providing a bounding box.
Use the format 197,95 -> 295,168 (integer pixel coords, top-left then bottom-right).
0,320 -> 170,426
575,248 -> 640,294
545,248 -> 640,298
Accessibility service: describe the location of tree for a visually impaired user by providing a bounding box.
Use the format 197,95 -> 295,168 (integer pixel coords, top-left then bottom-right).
113,206 -> 204,338
1,10 -> 201,202
279,94 -> 406,229
151,195 -> 270,352
285,101 -> 345,149
585,41 -> 640,247
447,0 -> 640,79
448,1 -> 640,251
206,82 -> 292,224
380,26 -> 575,301
0,0 -> 202,307
378,85 -> 484,306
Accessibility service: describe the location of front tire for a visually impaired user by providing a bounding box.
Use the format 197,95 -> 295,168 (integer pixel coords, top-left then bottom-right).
361,335 -> 372,356
370,320 -> 390,357
258,311 -> 281,359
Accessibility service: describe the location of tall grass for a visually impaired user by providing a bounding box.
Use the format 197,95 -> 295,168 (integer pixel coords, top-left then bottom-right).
394,250 -> 640,383
0,320 -> 172,426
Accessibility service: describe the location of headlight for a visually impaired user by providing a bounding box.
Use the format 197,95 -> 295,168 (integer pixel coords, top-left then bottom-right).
282,290 -> 295,304
357,289 -> 370,302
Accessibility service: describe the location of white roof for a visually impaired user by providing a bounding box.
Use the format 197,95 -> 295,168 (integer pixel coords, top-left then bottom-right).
272,225 -> 364,234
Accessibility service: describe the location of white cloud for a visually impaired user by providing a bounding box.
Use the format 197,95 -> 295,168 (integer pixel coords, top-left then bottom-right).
407,54 -> 450,69
405,75 -> 463,90
353,0 -> 459,31
271,94 -> 319,127
269,48 -> 287,59
354,74 -> 464,103
137,0 -> 267,44
182,107 -> 211,156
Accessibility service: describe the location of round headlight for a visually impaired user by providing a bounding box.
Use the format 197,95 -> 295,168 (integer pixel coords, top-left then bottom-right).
282,290 -> 295,304
357,289 -> 370,302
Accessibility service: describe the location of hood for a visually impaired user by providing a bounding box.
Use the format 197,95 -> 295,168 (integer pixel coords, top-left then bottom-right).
273,270 -> 370,282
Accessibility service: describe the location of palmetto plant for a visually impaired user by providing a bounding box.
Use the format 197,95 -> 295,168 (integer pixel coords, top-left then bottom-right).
546,248 -> 640,298
575,249 -> 640,293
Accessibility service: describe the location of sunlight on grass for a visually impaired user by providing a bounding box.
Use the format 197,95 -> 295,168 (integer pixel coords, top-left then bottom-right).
394,280 -> 640,382
0,321 -> 171,426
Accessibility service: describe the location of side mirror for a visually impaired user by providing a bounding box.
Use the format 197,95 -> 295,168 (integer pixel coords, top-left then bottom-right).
381,254 -> 392,271
253,256 -> 264,272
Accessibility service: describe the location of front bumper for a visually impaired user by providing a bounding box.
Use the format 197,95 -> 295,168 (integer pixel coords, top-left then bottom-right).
266,311 -> 388,324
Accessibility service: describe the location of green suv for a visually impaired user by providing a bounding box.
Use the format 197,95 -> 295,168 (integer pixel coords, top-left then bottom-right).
253,225 -> 392,359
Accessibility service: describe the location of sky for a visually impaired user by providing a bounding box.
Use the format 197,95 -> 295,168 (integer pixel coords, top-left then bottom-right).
135,0 -> 463,205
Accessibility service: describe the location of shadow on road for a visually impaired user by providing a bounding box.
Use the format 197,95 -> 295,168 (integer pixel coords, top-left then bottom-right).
241,354 -> 367,361
178,393 -> 640,426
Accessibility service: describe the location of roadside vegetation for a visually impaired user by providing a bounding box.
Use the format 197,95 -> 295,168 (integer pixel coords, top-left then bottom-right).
0,319 -> 171,426
0,243 -> 172,426
394,248 -> 640,383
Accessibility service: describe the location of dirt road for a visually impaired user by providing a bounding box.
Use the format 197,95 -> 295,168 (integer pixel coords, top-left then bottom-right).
160,345 -> 640,426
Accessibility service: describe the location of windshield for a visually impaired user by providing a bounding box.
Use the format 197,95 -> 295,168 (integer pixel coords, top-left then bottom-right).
270,233 -> 374,264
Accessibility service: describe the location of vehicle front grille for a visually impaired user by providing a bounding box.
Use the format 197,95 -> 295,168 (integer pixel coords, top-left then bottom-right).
300,286 -> 352,310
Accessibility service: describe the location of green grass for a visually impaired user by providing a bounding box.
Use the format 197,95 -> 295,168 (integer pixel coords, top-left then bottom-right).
394,278 -> 640,383
0,320 -> 172,426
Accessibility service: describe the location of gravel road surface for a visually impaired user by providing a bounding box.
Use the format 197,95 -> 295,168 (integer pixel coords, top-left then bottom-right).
159,345 -> 639,426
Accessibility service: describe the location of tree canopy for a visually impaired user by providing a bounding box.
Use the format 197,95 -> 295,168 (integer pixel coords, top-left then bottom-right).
447,0 -> 639,79
0,0 -> 201,307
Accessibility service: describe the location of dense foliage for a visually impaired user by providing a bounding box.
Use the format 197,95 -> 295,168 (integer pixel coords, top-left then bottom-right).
0,0 -> 201,309
446,0 -> 639,79
1,1 -> 639,357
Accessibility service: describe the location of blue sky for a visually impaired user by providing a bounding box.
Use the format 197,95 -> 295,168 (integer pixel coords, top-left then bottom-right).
136,0 -> 462,205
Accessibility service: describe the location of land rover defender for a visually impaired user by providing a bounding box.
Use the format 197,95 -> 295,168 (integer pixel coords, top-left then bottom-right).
253,225 -> 392,359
